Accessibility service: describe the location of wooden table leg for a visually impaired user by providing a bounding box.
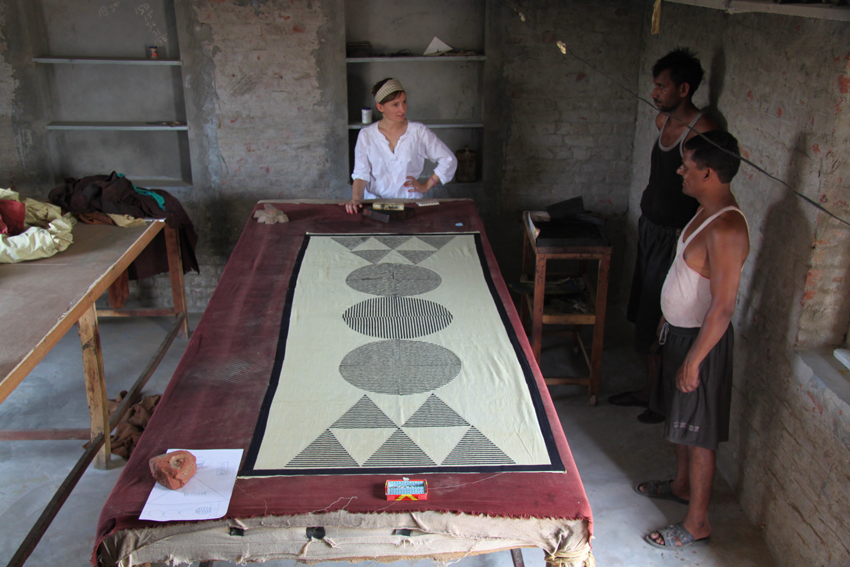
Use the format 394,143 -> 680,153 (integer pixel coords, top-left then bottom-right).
77,304 -> 111,469
588,254 -> 611,405
531,255 -> 547,362
164,227 -> 190,338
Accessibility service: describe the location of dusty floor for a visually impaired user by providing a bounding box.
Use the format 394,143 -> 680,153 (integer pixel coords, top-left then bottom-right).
0,309 -> 778,567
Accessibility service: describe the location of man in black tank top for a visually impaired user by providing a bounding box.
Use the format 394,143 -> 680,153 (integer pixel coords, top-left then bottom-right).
610,48 -> 717,422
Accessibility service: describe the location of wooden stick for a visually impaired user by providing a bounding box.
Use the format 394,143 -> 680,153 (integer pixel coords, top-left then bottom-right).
4,314 -> 186,567
5,432 -> 106,567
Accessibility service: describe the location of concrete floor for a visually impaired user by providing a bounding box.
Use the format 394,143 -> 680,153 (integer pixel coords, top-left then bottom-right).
0,309 -> 779,567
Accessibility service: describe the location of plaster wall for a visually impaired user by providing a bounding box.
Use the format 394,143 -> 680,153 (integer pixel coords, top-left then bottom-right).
627,5 -> 850,565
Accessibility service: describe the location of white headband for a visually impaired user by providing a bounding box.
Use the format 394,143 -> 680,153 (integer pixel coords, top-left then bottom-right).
374,79 -> 404,103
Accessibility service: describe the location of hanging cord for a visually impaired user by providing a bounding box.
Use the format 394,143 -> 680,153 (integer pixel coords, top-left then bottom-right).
553,40 -> 850,228
500,0 -> 850,228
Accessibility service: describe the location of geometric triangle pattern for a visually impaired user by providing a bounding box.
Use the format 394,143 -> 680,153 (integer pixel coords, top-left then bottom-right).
331,427 -> 396,466
403,394 -> 469,427
441,427 -> 515,465
374,236 -> 413,250
332,236 -> 371,250
332,396 -> 398,429
285,430 -> 359,468
363,428 -> 436,467
403,425 -> 470,465
396,250 -> 435,264
416,235 -> 456,250
352,249 -> 392,264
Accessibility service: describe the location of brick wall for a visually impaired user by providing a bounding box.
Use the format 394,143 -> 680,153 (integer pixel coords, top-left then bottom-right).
171,0 -> 348,308
487,0 -> 644,291
629,4 -> 850,565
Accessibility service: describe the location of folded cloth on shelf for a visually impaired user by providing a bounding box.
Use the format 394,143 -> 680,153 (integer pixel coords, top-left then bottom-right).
49,173 -> 199,279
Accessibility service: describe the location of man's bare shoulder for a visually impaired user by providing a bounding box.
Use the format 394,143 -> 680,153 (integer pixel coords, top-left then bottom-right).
706,211 -> 750,259
654,112 -> 666,130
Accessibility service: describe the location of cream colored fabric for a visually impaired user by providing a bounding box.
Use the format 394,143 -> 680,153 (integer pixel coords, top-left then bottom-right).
374,78 -> 404,102
0,189 -> 76,263
250,234 -> 552,473
98,509 -> 591,567
108,213 -> 146,228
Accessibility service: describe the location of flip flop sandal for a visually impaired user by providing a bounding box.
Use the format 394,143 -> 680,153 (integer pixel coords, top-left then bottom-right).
645,522 -> 710,549
633,479 -> 689,505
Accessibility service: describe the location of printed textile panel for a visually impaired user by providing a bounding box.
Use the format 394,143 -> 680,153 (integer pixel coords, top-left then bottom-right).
240,233 -> 564,476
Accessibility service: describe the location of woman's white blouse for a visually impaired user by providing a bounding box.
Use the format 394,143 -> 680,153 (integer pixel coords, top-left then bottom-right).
351,121 -> 458,200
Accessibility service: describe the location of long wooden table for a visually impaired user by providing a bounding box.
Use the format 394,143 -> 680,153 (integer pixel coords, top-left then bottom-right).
0,220 -> 189,567
94,200 -> 593,567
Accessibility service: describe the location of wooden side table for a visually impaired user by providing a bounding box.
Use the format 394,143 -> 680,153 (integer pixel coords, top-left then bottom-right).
519,211 -> 612,405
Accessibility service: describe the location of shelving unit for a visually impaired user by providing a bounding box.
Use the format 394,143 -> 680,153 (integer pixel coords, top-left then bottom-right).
44,121 -> 188,131
348,119 -> 484,130
344,0 -> 487,185
33,0 -> 191,189
32,57 -> 182,66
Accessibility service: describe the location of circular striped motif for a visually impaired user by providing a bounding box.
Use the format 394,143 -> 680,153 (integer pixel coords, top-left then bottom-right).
339,340 -> 462,395
346,263 -> 441,296
342,297 -> 453,339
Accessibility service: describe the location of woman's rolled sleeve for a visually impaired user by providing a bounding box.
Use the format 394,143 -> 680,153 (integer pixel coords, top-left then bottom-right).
421,128 -> 458,184
351,132 -> 372,182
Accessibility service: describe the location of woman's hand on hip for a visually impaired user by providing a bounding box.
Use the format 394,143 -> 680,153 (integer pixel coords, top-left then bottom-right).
404,176 -> 431,194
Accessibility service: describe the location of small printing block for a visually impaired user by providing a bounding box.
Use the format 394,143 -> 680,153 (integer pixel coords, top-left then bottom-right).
363,205 -> 416,223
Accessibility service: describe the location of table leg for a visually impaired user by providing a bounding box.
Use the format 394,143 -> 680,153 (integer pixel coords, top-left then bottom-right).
107,269 -> 130,308
510,548 -> 525,567
77,305 -> 111,469
531,255 -> 547,362
589,254 -> 611,404
164,227 -> 190,338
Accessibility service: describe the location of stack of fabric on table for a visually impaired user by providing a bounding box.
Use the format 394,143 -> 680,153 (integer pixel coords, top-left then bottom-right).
49,172 -> 199,280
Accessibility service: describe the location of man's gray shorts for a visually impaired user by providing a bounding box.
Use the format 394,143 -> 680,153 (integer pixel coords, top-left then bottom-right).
649,323 -> 734,450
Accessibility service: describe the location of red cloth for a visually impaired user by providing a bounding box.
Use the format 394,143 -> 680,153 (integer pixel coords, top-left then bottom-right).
93,201 -> 592,564
0,199 -> 26,236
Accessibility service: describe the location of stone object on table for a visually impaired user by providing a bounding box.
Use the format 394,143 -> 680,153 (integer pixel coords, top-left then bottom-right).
254,203 -> 289,224
149,450 -> 198,490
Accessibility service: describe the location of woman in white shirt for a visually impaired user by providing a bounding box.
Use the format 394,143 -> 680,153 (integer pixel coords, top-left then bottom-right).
345,78 -> 458,214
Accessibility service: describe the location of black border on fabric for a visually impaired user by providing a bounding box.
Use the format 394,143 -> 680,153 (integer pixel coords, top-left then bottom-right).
240,233 -> 564,477
242,235 -> 310,473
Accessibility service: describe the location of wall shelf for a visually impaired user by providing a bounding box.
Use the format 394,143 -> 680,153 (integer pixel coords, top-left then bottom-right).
348,120 -> 483,130
45,121 -> 188,131
33,57 -> 182,66
347,55 -> 486,63
665,0 -> 850,22
130,178 -> 193,188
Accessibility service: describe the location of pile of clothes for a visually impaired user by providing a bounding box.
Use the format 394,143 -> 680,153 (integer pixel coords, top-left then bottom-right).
48,172 -> 199,279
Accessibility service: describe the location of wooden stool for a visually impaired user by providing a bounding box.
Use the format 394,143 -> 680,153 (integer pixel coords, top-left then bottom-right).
518,211 -> 612,405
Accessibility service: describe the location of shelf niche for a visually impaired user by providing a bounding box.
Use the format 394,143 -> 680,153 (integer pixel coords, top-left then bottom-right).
344,0 -> 486,185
